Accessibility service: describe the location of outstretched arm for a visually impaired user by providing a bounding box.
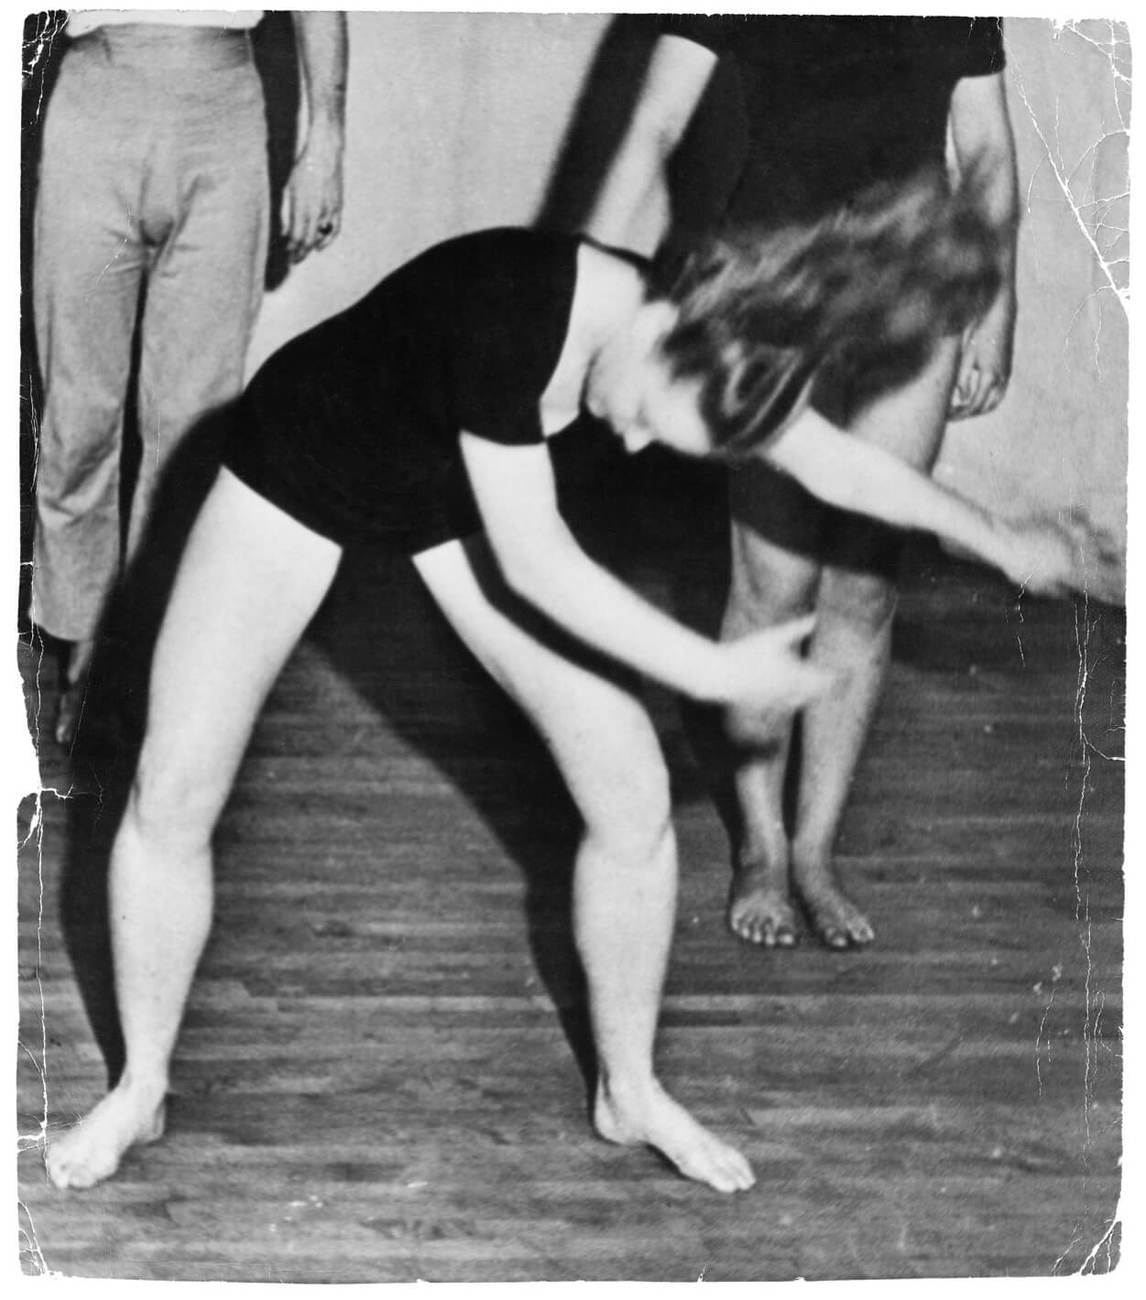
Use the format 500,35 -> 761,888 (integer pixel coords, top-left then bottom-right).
460,433 -> 829,710
285,11 -> 348,262
763,410 -> 1124,603
583,35 -> 717,256
948,69 -> 1021,419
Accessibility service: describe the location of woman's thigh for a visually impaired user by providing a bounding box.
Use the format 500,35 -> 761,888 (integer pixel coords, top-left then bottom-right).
412,535 -> 670,840
820,335 -> 962,578
847,334 -> 962,466
727,464 -> 824,627
136,468 -> 343,828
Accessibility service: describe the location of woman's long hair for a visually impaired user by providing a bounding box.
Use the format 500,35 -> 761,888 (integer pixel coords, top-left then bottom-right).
655,165 -> 1007,454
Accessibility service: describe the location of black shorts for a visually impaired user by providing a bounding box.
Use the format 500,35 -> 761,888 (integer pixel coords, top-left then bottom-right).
221,377 -> 483,557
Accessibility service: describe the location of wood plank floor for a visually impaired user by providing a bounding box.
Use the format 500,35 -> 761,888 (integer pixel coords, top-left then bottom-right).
16,462 -> 1123,1281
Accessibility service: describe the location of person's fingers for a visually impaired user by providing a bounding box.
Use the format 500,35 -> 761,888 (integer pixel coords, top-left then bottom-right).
970,380 -> 998,417
780,660 -> 834,710
315,209 -> 341,250
293,204 -> 317,262
767,611 -> 817,648
280,186 -> 296,254
950,362 -> 979,419
1062,511 -> 1097,553
1096,533 -> 1124,564
727,662 -> 827,730
964,366 -> 995,418
1071,517 -> 1126,604
980,365 -> 1010,413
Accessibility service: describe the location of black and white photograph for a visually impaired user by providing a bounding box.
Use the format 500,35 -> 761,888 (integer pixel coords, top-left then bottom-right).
13,4 -> 1129,1283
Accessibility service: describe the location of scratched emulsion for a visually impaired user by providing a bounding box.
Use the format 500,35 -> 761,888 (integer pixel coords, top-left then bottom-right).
15,13 -> 1126,1282
22,13 -> 67,124
17,12 -> 71,1279
1009,19 -> 1129,1275
1013,20 -> 1128,313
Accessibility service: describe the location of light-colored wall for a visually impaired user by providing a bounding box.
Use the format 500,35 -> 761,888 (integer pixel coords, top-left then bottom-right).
248,11 -> 611,373
248,14 -> 1128,546
933,18 -> 1129,545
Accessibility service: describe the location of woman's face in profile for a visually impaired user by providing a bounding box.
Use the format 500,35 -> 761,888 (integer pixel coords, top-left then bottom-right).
610,351 -> 714,459
615,350 -> 817,465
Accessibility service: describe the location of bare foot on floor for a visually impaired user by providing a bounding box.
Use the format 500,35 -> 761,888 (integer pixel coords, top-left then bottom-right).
594,1080 -> 755,1193
46,1085 -> 166,1190
794,862 -> 874,949
727,862 -> 799,947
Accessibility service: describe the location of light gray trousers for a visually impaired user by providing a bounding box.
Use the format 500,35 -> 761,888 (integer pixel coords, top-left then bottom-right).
32,25 -> 269,641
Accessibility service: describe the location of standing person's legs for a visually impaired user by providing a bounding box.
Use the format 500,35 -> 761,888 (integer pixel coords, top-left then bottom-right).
32,41 -> 149,724
788,337 -> 961,945
415,537 -> 754,1193
128,46 -> 269,573
46,471 -> 342,1189
724,338 -> 961,949
723,470 -> 822,947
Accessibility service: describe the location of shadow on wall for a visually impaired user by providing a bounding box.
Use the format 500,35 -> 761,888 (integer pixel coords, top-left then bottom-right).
250,11 -> 301,294
535,14 -> 748,245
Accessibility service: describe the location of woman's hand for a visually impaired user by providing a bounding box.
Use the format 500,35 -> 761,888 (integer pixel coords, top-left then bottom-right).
998,511 -> 1125,605
950,288 -> 1017,420
710,614 -> 833,715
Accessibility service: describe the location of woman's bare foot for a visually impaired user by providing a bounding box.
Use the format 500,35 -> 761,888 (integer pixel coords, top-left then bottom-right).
727,860 -> 799,947
594,1078 -> 755,1193
793,857 -> 875,949
46,1082 -> 167,1190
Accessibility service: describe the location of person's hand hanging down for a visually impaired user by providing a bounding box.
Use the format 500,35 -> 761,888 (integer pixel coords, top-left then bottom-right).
283,126 -> 344,261
284,10 -> 347,263
950,287 -> 1016,418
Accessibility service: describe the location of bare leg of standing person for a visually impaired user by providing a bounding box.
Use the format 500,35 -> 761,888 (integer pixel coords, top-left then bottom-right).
46,471 -> 342,1189
416,536 -> 755,1193
725,338 -> 960,948
789,338 -> 961,944
723,473 -> 821,947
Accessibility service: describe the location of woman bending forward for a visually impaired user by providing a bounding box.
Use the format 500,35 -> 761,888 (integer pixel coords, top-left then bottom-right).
44,175 -> 1119,1195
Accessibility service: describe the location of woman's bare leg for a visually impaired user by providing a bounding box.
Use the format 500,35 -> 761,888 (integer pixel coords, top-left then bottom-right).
723,466 -> 821,947
46,471 -> 342,1189
415,536 -> 754,1193
789,338 -> 960,945
724,339 -> 960,948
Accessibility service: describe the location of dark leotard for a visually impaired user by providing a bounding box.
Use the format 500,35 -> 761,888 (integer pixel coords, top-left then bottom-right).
224,227 -> 613,554
659,15 -> 1005,226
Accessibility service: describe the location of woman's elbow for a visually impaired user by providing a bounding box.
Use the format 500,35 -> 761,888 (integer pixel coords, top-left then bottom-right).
488,531 -> 562,607
623,106 -> 685,174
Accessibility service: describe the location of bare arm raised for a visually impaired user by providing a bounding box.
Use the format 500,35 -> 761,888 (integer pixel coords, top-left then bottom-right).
584,35 -> 717,256
763,409 -> 1124,603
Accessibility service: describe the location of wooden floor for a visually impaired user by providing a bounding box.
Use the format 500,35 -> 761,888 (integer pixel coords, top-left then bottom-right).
16,462 -> 1124,1281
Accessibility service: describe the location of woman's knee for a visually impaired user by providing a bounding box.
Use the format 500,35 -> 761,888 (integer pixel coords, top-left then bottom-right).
581,772 -> 675,869
586,818 -> 677,877
126,745 -> 228,850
